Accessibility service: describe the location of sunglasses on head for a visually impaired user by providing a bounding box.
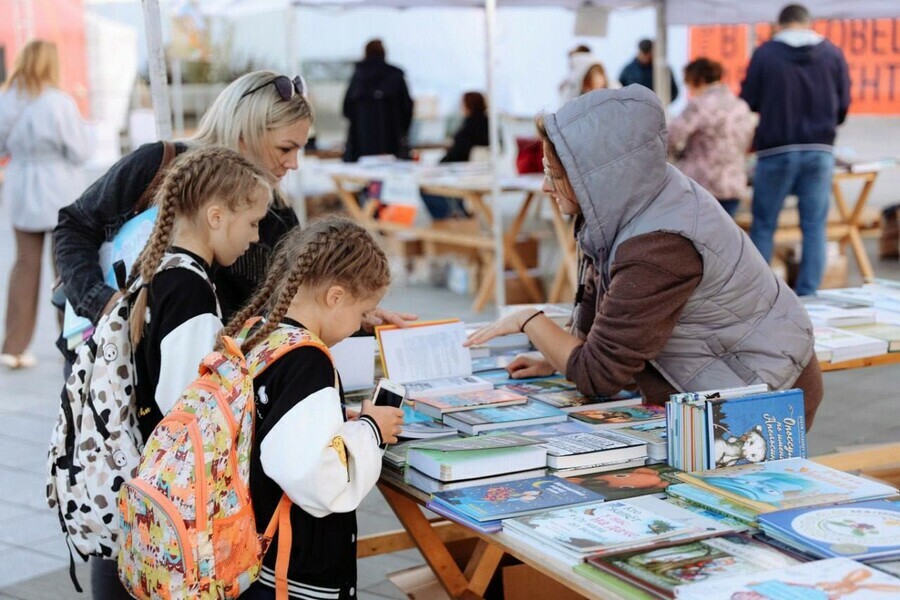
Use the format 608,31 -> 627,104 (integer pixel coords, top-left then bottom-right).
239,75 -> 306,102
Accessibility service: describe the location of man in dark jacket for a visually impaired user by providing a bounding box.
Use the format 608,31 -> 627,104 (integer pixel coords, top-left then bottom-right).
342,39 -> 414,162
741,3 -> 851,296
618,39 -> 679,103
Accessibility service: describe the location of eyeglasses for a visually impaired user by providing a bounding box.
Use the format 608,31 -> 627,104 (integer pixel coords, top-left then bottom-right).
239,75 -> 307,102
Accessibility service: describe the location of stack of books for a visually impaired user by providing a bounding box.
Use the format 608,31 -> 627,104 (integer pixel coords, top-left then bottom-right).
568,404 -> 666,428
540,430 -> 648,477
562,463 -> 682,503
814,326 -> 890,362
441,399 -> 568,435
667,385 -> 806,472
402,433 -> 547,494
617,421 -> 668,463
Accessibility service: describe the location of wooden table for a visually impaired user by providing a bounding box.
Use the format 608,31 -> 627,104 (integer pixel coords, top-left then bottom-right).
819,350 -> 900,372
322,163 -> 576,311
360,443 -> 900,599
736,169 -> 883,281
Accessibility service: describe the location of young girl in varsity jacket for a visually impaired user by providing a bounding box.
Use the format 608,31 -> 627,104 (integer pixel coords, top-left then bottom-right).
128,146 -> 271,441
218,217 -> 404,600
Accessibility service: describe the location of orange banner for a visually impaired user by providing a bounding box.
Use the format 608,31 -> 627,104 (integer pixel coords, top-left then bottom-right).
0,0 -> 88,115
689,18 -> 900,115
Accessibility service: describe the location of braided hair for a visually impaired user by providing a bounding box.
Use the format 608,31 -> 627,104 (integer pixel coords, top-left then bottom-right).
219,216 -> 391,351
128,146 -> 272,346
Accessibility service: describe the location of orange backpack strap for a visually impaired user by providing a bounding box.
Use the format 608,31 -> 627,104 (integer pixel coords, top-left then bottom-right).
261,494 -> 292,600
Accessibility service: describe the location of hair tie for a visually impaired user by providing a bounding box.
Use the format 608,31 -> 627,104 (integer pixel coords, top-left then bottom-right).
520,310 -> 544,333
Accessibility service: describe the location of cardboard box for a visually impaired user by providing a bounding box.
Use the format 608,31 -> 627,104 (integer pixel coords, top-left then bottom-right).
505,269 -> 545,305
502,564 -> 586,600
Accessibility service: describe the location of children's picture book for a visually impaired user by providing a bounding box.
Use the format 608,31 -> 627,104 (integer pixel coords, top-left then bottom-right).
759,499 -> 900,561
666,483 -> 760,527
503,495 -> 723,564
664,497 -> 752,533
706,388 -> 807,469
572,563 -> 656,600
674,557 -> 900,599
564,464 -> 681,502
568,404 -> 666,428
588,533 -> 799,598
618,421 -> 668,461
542,430 -> 647,470
676,458 -> 899,515
413,388 -> 527,418
430,476 -> 605,522
441,399 -> 568,435
404,465 -> 546,494
375,320 -> 492,399
529,389 -> 641,412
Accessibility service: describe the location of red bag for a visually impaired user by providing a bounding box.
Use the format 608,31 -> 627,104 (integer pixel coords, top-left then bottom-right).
516,137 -> 544,174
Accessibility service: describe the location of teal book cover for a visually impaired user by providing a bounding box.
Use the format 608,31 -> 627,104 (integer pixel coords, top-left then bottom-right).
431,476 -> 605,522
444,399 -> 566,426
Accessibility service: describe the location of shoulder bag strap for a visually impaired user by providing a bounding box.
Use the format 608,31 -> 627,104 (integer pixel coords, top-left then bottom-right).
134,140 -> 177,214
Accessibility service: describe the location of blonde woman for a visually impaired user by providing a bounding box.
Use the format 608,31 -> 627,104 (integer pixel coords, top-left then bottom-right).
0,40 -> 90,369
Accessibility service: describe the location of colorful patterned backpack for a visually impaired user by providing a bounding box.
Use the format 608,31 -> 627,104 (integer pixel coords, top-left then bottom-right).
117,325 -> 331,600
46,254 -> 211,563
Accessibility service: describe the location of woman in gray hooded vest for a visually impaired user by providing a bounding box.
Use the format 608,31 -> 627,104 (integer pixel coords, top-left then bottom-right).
467,86 -> 823,428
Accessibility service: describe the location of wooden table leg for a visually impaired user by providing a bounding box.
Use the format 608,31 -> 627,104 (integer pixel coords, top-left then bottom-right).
832,174 -> 877,281
378,483 -> 472,598
472,251 -> 496,312
463,540 -> 505,597
546,199 -> 578,303
503,192 -> 543,303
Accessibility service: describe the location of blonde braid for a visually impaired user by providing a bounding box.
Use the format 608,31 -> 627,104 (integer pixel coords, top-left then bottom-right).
128,179 -> 181,346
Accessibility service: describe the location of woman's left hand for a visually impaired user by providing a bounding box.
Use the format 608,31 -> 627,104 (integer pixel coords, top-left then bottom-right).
362,307 -> 419,332
464,309 -> 535,347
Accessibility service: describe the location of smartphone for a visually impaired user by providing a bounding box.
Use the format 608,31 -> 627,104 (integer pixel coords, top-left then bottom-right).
372,378 -> 406,408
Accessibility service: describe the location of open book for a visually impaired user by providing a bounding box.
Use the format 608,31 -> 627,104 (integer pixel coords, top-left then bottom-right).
375,320 -> 493,400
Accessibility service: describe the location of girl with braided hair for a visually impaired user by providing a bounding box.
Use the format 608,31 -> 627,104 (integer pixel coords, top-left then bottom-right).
129,145 -> 271,440
219,216 -> 403,600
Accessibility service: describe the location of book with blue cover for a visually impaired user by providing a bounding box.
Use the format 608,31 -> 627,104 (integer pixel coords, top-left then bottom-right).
706,388 -> 807,469
677,458 -> 899,515
759,499 -> 900,561
441,399 -> 567,435
430,476 -> 605,522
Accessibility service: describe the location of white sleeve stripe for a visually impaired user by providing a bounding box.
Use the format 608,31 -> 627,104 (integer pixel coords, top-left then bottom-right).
155,312 -> 222,415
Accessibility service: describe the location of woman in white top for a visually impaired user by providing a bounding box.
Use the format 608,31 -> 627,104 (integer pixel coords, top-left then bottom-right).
0,40 -> 90,369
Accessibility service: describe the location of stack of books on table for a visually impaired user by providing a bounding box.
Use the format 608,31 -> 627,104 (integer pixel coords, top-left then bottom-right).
402,433 -> 547,495
666,385 -> 807,472
814,326 -> 890,362
540,430 -> 648,477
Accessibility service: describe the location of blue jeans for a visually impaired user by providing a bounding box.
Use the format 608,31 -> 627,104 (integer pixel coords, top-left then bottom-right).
750,151 -> 835,297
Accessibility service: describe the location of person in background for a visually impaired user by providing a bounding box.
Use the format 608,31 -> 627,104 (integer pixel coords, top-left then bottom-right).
667,58 -> 756,217
559,53 -> 610,105
342,39 -> 414,162
740,3 -> 850,297
0,39 -> 90,369
440,91 -> 488,164
466,86 -> 823,429
618,38 -> 679,102
420,91 -> 489,220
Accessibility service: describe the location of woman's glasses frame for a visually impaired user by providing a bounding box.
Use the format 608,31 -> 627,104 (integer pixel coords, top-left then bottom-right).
239,75 -> 306,103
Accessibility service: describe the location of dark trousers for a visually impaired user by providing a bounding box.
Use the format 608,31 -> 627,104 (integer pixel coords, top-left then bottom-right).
90,557 -> 132,599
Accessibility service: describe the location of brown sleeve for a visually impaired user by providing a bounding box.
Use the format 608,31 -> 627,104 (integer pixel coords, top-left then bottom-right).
566,231 -> 704,397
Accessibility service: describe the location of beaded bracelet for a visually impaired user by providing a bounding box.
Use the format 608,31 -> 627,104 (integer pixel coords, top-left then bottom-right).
520,310 -> 545,333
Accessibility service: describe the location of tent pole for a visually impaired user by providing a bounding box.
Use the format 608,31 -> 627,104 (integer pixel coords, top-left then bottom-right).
485,0 -> 505,312
142,0 -> 173,140
285,1 -> 308,225
653,0 -> 670,108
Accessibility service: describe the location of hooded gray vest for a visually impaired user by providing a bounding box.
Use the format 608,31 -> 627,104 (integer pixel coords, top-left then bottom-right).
545,85 -> 814,393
